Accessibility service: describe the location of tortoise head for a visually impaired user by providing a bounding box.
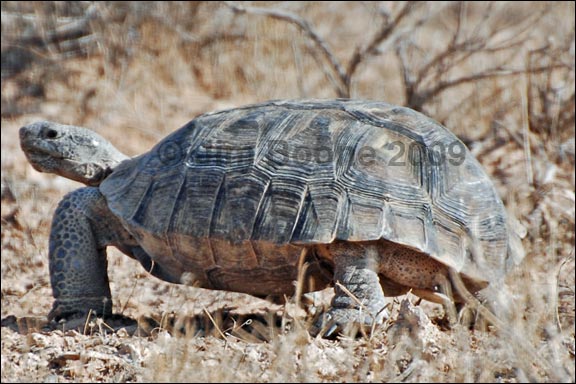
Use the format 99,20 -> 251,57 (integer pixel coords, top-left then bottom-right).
19,121 -> 129,186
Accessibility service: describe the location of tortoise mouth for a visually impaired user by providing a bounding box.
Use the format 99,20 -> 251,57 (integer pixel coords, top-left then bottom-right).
20,130 -> 67,159
23,146 -> 66,162
21,142 -> 69,174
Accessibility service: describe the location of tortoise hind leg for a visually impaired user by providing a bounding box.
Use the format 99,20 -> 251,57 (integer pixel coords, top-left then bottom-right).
312,242 -> 389,337
377,241 -> 461,325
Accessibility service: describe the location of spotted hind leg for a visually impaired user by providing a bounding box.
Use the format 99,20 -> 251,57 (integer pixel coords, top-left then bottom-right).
312,242 -> 389,337
377,240 -> 461,324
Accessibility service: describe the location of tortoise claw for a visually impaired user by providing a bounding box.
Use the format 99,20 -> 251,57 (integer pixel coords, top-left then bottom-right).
310,307 -> 389,338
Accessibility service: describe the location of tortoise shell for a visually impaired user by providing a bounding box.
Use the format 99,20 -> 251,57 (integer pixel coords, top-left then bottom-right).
99,99 -> 521,295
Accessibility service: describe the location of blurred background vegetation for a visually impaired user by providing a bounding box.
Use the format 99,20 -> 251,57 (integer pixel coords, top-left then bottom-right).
2,2 -> 574,141
1,2 -> 574,382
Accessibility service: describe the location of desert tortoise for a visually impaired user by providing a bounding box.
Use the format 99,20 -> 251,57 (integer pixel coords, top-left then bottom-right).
19,99 -> 523,335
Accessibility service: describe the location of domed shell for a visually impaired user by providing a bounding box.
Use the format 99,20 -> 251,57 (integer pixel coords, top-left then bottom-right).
100,99 -> 523,285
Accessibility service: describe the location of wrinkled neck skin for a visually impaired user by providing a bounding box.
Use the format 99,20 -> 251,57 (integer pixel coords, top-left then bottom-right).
19,121 -> 130,186
59,156 -> 126,187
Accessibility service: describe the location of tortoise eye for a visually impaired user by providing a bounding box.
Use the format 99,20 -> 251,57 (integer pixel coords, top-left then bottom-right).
45,129 -> 59,139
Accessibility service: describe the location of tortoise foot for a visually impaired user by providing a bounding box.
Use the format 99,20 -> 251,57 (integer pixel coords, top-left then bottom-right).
310,306 -> 389,338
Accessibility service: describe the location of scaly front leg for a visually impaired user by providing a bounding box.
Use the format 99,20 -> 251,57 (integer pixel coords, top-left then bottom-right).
48,187 -> 115,320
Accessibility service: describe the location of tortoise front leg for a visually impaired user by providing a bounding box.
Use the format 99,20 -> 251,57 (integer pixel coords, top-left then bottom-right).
48,187 -> 119,320
313,242 -> 389,337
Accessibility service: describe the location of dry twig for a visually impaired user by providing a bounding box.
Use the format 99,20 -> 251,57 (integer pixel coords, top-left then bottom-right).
224,1 -> 419,98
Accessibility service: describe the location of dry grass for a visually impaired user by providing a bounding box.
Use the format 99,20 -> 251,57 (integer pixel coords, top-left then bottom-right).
1,1 -> 574,382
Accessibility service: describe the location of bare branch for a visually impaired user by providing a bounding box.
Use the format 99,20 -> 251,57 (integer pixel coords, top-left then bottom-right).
415,37 -> 485,88
395,39 -> 419,107
345,1 -> 417,85
223,1 -> 347,96
301,39 -> 348,97
450,1 -> 465,47
224,1 -> 421,98
424,65 -> 567,103
391,1 -> 564,112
